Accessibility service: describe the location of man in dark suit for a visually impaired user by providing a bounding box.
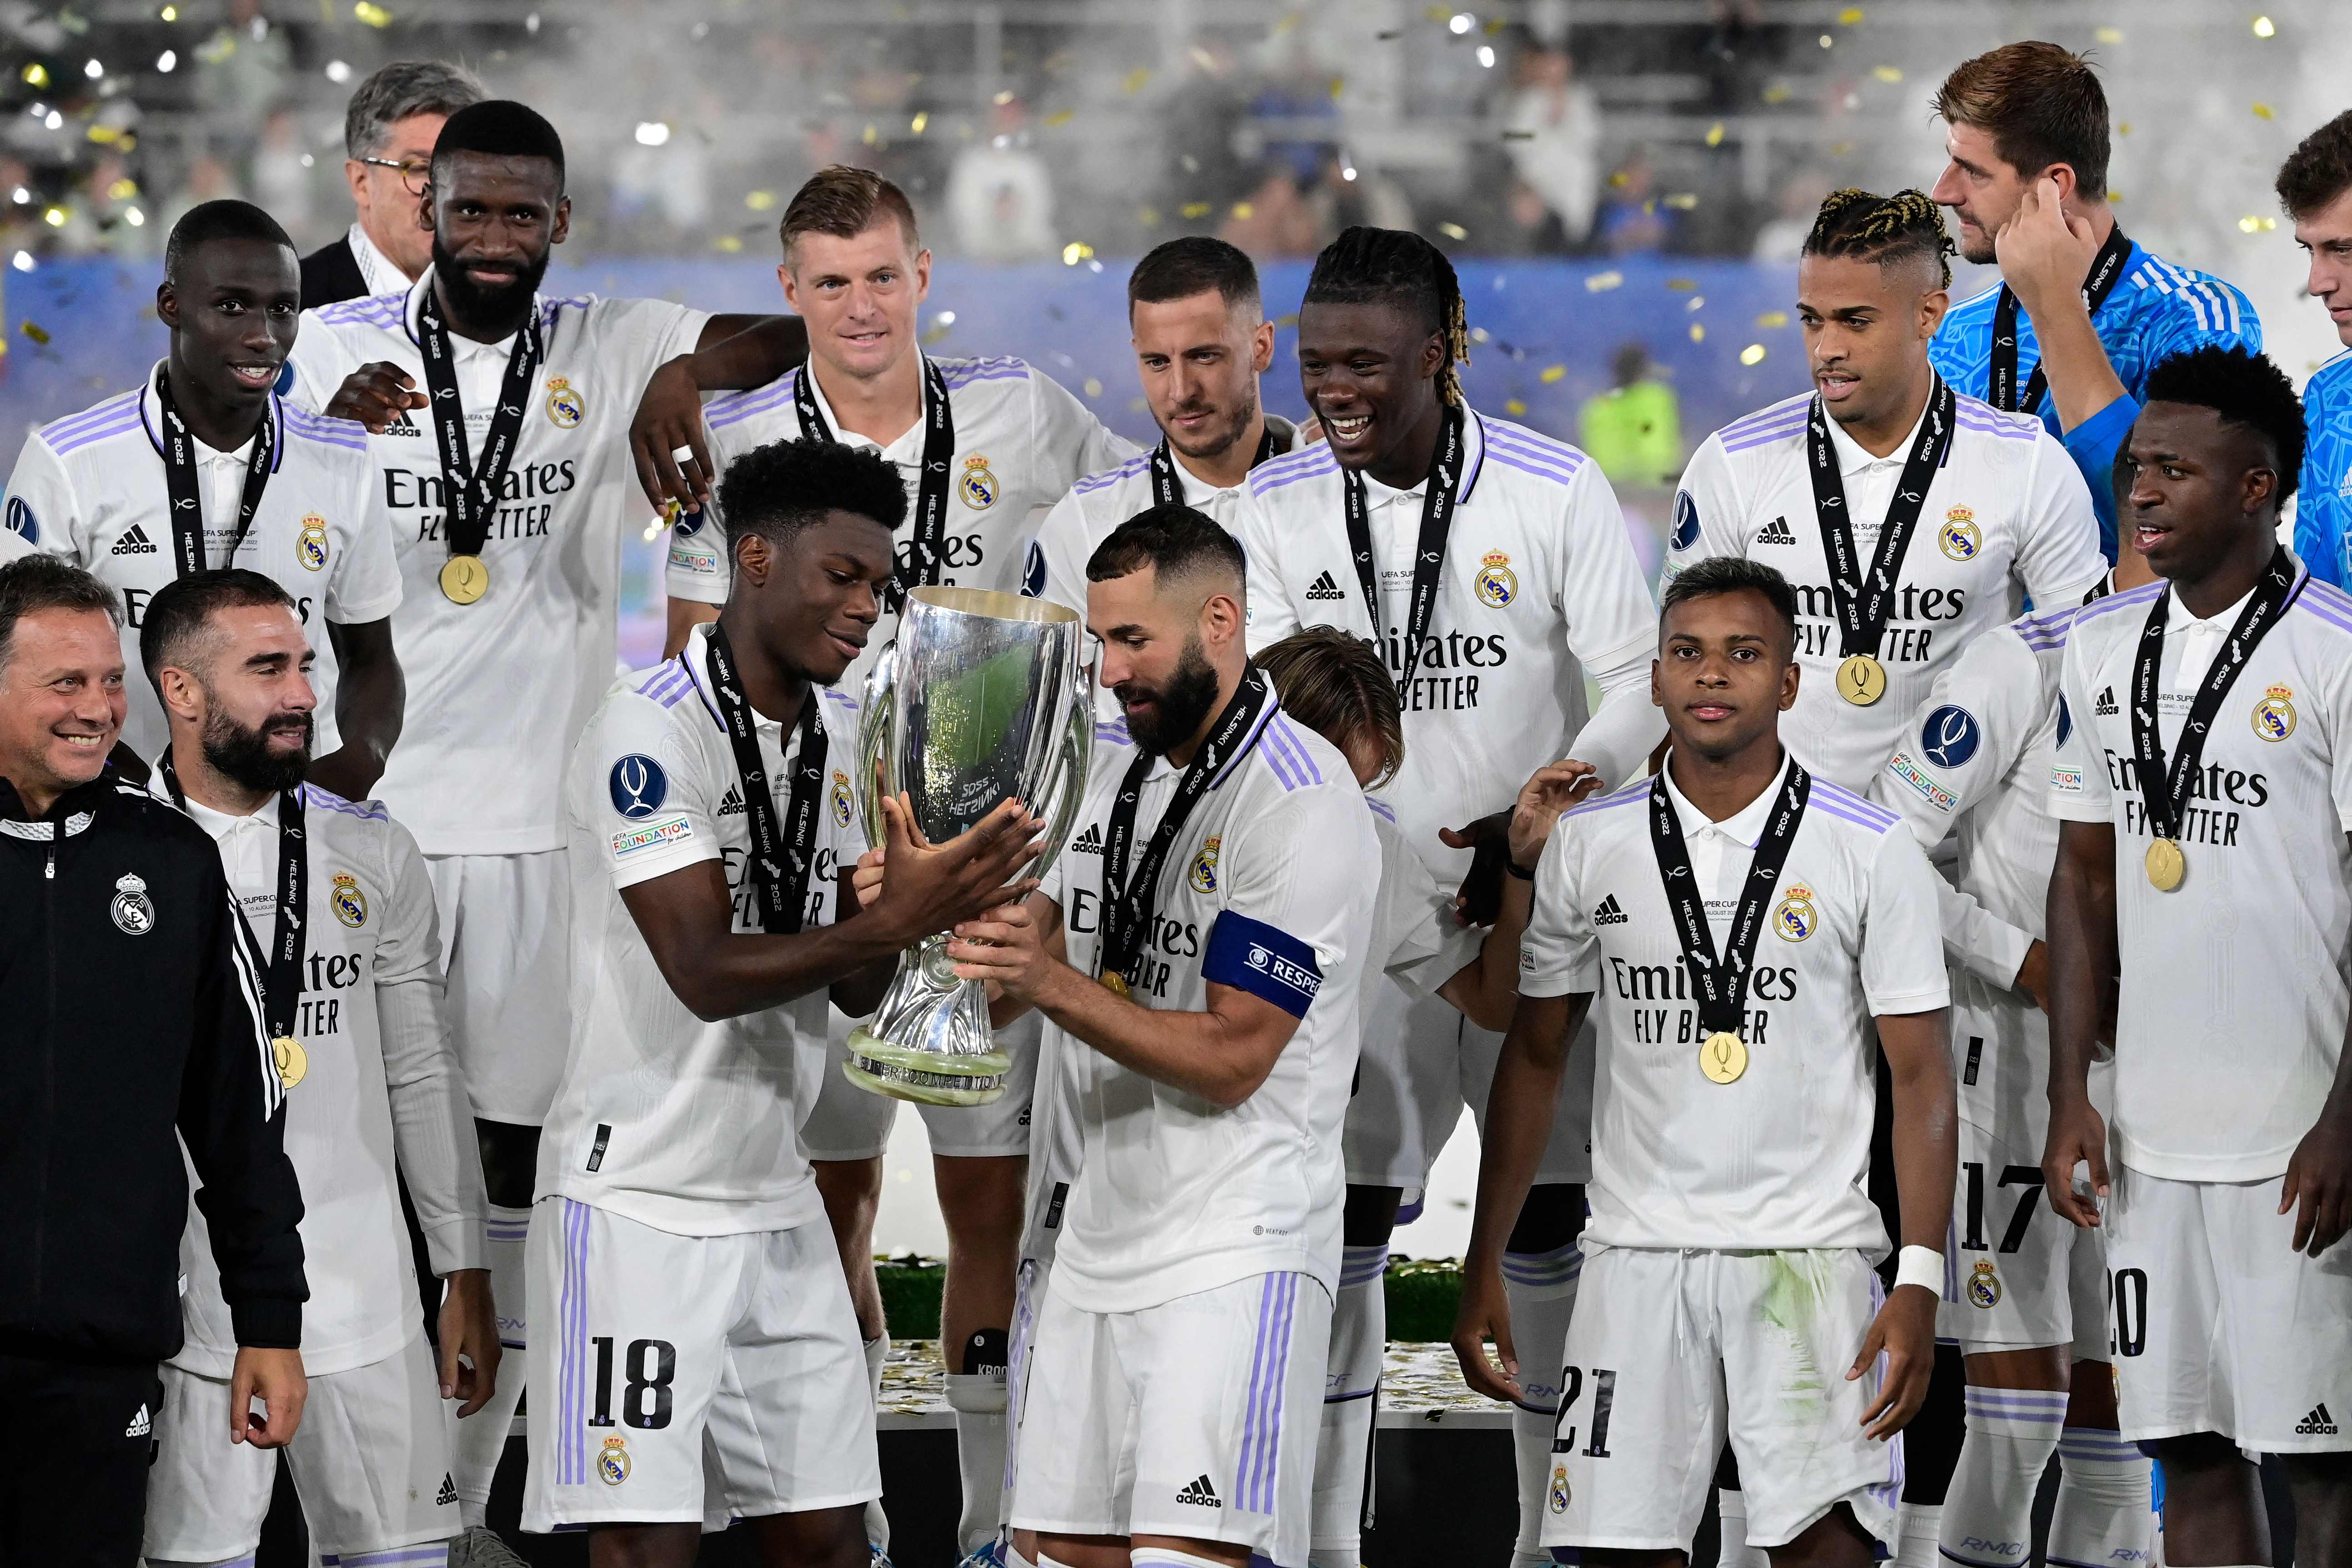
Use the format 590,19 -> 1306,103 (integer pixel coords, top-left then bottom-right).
300,59 -> 485,309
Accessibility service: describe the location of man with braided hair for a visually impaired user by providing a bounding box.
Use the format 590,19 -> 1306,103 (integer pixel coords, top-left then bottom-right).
1234,224 -> 1663,1568
1668,186 -> 2105,1568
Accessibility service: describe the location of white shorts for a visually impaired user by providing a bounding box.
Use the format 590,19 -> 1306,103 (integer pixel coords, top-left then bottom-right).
797,1003 -> 1038,1161
1343,986 -> 1594,1189
425,849 -> 573,1125
2106,1165 -> 2352,1452
1543,1246 -> 1902,1554
1008,1271 -> 1331,1566
1938,1119 -> 2110,1360
521,1197 -> 883,1532
143,1334 -> 457,1559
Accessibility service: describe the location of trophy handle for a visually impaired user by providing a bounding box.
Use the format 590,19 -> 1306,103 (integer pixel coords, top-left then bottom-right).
854,639 -> 899,851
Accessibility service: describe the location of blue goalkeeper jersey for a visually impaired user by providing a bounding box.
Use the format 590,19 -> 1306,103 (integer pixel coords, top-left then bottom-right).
2296,349 -> 2352,590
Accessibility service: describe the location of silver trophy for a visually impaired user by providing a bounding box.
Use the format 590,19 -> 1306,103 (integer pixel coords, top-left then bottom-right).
844,586 -> 1093,1105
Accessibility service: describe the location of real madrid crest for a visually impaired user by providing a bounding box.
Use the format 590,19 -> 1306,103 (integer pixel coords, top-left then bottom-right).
1548,1463 -> 1571,1514
331,871 -> 368,928
1773,881 -> 1815,942
959,453 -> 998,509
597,1435 -> 630,1485
1939,504 -> 1981,562
830,769 -> 854,828
1967,1259 -> 2002,1308
1475,549 -> 1518,609
1190,834 -> 1221,894
297,513 -> 330,572
111,871 -> 155,935
545,375 -> 585,429
2252,683 -> 2296,742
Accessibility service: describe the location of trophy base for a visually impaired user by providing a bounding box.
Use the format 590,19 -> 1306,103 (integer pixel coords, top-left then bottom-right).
842,1025 -> 1011,1106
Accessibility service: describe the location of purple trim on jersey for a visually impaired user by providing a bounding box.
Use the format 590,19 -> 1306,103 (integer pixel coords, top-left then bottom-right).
1248,443 -> 1339,497
1484,422 -> 1589,476
1721,413 -> 1810,454
674,645 -> 729,731
1366,796 -> 1396,822
2013,603 -> 2086,650
2296,577 -> 2352,633
281,403 -> 370,452
39,390 -> 141,444
1864,1271 -> 1906,1514
1483,448 -> 1585,487
1093,718 -> 1136,751
1719,392 -> 1810,440
299,783 -> 389,821
1237,1272 -> 1300,1513
822,686 -> 860,712
314,290 -> 408,328
1953,400 -> 2042,442
638,661 -> 695,710
1208,699 -> 1280,791
1565,778 -> 1652,820
45,411 -> 143,456
1073,452 -> 1152,495
1260,716 -> 1323,790
1809,779 -> 1901,834
2069,578 -> 2166,628
706,372 -> 798,432
557,1198 -> 590,1486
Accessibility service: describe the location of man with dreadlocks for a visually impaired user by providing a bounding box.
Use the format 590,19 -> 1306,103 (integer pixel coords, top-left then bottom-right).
1234,224 -> 1663,1568
1668,188 -> 2106,1568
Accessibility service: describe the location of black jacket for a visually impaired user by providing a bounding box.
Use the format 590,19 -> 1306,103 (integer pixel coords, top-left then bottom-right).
299,235 -> 368,311
0,773 -> 306,1364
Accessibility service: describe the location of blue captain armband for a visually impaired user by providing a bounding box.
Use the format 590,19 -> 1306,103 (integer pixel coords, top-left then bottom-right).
1202,912 -> 1322,1018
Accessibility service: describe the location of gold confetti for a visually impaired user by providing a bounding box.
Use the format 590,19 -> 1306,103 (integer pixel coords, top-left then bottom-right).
1663,193 -> 1698,211
1043,108 -> 1074,128
1137,205 -> 1161,227
1060,241 -> 1095,265
2238,215 -> 2278,232
86,124 -> 121,145
1755,310 -> 1790,328
1609,171 -> 1629,189
1501,128 -> 1534,141
2108,190 -> 2124,204
1271,313 -> 1298,330
1762,83 -> 1794,106
2117,121 -> 2131,136
1705,122 -> 1724,147
1121,66 -> 1151,94
1230,201 -> 1254,221
1585,271 -> 1623,292
41,207 -> 66,228
2252,103 -> 2274,120
1838,5 -> 1863,21
910,111 -> 928,135
1667,278 -> 1698,291
1740,343 -> 1767,366
715,235 -> 742,253
2096,26 -> 2124,43
1329,75 -> 1345,100
1540,365 -> 1567,383
20,63 -> 47,87
1082,377 -> 1103,398
1423,5 -> 1450,19
352,0 -> 391,25
1872,65 -> 1902,83
1437,221 -> 1467,241
107,177 -> 137,200
1504,397 -> 1528,416
744,190 -> 776,211
1486,17 -> 1508,34
1180,201 -> 1211,220
159,3 -> 176,15
2252,15 -> 2275,37
21,321 -> 50,345
1689,323 -> 1706,343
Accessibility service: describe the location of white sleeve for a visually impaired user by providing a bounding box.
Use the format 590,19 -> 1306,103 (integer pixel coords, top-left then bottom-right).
601,297 -> 712,400
1235,489 -> 1302,655
1375,819 -> 1485,997
1517,821 -> 1597,999
1860,826 -> 1953,1016
1558,462 -> 1664,788
1661,432 -> 1751,583
372,819 -> 488,1276
2015,430 -> 2109,609
2328,653 -> 2352,835
584,696 -> 722,887
1029,369 -> 1140,498
2049,633 -> 2111,822
324,452 -> 403,624
1203,788 -> 1376,1021
664,515 -> 730,606
1030,485 -> 1094,616
1934,875 -> 2033,993
285,315 -> 357,414
4,432 -> 85,563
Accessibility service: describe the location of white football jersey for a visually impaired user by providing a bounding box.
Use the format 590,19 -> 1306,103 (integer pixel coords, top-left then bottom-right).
1520,756 -> 1950,1254
1365,797 -> 1487,1000
662,355 -> 1135,690
287,279 -> 709,855
2051,567 -> 2352,1182
1039,702 -> 1376,1311
543,621 -> 862,1235
1234,409 -> 1661,881
4,370 -> 402,762
1668,387 -> 2106,791
164,781 -> 485,1377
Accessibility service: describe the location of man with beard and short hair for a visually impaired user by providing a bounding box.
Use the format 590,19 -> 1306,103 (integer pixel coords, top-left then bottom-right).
2,198 -> 405,796
137,568 -> 496,1568
285,98 -> 811,1537
302,59 -> 487,308
1926,41 -> 2259,558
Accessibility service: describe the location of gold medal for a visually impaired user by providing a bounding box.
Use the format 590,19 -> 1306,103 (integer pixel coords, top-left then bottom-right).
1100,971 -> 1130,1000
1837,653 -> 1887,706
439,553 -> 490,604
271,1035 -> 307,1089
1700,1030 -> 1748,1083
2145,838 -> 2186,892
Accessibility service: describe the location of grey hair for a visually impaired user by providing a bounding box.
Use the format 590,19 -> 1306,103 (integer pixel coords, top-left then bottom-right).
342,59 -> 487,160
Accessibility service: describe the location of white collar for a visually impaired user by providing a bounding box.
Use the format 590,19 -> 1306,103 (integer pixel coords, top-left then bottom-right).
1351,408 -> 1489,507
136,359 -> 274,467
1820,388 -> 1932,477
346,220 -> 413,299
2163,581 -> 2257,636
176,784 -> 281,840
1659,748 -> 1792,846
802,356 -> 928,457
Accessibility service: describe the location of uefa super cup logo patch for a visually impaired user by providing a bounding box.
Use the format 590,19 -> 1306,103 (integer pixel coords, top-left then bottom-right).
1773,881 -> 1815,942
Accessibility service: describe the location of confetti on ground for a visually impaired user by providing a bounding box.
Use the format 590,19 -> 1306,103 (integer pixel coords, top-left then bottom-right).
2252,103 -> 2274,120
1585,271 -> 1623,292
1504,398 -> 1527,416
1540,365 -> 1567,383
1872,65 -> 1902,83
1756,311 -> 1790,328
1740,343 -> 1767,366
1689,323 -> 1705,343
1437,221 -> 1467,241
352,0 -> 391,25
1705,122 -> 1724,147
21,321 -> 50,345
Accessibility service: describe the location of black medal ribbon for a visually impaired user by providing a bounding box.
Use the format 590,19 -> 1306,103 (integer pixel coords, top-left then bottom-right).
703,620 -> 826,935
161,751 -> 306,1042
796,357 -> 953,613
155,362 -> 276,579
1648,756 -> 1811,1039
2128,546 -> 2298,849
1146,424 -> 1280,508
1098,665 -> 1272,984
1989,223 -> 2133,415
415,284 -> 543,564
1344,403 -> 1466,692
1807,377 -> 1956,661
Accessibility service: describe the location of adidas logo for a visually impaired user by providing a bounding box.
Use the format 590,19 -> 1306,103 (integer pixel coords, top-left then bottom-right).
1592,894 -> 1628,925
1755,515 -> 1797,546
111,524 -> 158,556
2094,685 -> 2119,717
436,1472 -> 458,1506
718,785 -> 746,817
1070,824 -> 1103,854
125,1403 -> 150,1437
2298,1402 -> 2339,1436
1304,570 -> 1345,601
385,411 -> 423,436
1176,1473 -> 1223,1508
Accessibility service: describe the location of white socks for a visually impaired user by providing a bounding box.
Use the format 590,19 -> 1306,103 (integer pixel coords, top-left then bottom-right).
1894,1503 -> 1944,1568
947,1367 -> 1010,1557
346,1548 -> 450,1568
2049,1424 -> 2154,1568
1311,1243 -> 1388,1567
452,1202 -> 531,1527
863,1334 -> 891,1553
1939,1386 -> 2066,1568
1502,1242 -> 1581,1566
1716,1488 -> 1768,1568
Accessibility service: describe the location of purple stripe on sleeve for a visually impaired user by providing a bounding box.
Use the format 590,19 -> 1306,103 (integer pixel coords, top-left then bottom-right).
1483,431 -> 1588,472
1483,450 -> 1584,487
41,392 -> 140,442
1271,718 -> 1322,784
48,415 -> 144,456
1722,418 -> 1808,453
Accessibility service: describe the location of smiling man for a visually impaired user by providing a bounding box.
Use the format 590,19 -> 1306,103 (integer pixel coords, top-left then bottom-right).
1,199 -> 405,792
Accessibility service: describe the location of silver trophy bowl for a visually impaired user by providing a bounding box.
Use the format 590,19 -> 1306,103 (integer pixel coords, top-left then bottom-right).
844,586 -> 1092,1105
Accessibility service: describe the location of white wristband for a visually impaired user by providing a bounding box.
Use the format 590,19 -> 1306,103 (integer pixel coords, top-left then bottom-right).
1893,1245 -> 1943,1295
